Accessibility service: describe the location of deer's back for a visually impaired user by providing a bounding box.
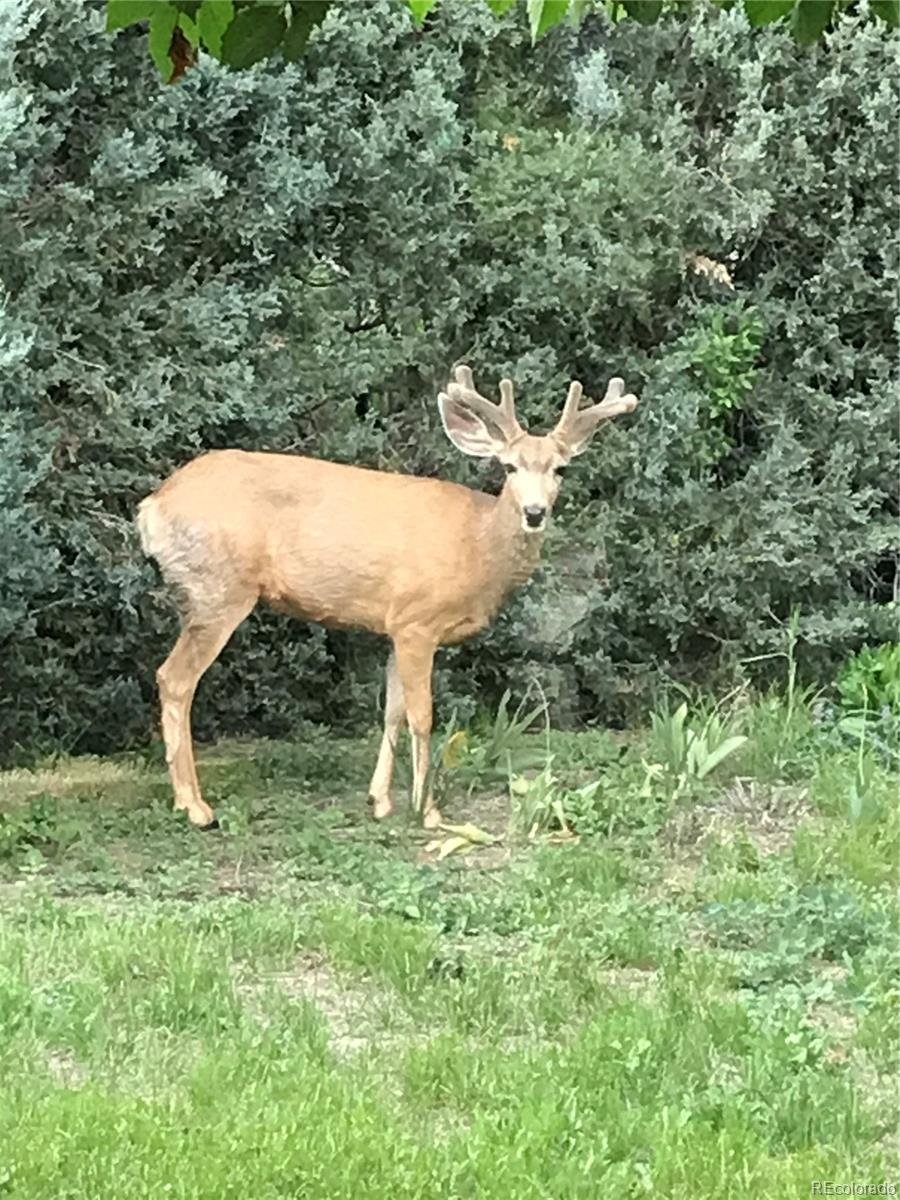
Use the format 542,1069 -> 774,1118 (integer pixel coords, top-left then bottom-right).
139,450 -> 497,640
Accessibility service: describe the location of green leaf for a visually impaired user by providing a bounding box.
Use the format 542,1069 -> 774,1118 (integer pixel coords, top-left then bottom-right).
486,0 -> 518,13
744,0 -> 795,25
220,4 -> 287,68
177,10 -> 200,47
672,702 -> 687,755
283,0 -> 329,61
527,0 -> 570,41
622,0 -> 663,23
871,0 -> 900,26
514,701 -> 547,735
197,0 -> 234,56
837,715 -> 867,739
407,0 -> 438,25
148,3 -> 179,80
685,736 -> 702,776
791,0 -> 834,43
847,783 -> 864,823
106,0 -> 156,30
494,690 -> 511,738
696,735 -> 748,778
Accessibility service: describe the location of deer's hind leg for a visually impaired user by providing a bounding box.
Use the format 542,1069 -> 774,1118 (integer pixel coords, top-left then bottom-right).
156,594 -> 255,828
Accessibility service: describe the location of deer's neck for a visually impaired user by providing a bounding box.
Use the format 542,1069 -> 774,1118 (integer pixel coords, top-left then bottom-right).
480,484 -> 545,601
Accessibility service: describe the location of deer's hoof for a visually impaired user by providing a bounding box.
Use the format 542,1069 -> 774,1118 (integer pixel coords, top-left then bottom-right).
371,797 -> 393,820
422,807 -> 443,830
199,817 -> 220,832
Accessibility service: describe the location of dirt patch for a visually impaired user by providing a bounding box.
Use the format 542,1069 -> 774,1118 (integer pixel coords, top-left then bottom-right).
657,862 -> 699,898
238,953 -> 408,1056
597,965 -> 660,998
804,967 -> 857,1063
413,837 -> 514,871
660,779 -> 813,860
848,1049 -> 900,1158
0,758 -> 147,804
459,790 -> 512,840
408,788 -> 518,870
42,1049 -> 86,1089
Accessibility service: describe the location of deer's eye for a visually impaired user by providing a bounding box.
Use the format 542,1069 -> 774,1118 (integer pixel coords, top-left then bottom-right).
555,465 -> 568,478
504,463 -> 517,476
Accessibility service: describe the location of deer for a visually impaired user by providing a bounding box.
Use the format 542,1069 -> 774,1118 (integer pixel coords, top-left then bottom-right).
137,365 -> 638,831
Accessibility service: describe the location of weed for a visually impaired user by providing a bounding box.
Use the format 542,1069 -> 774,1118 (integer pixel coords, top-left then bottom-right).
437,689 -> 549,799
648,698 -> 747,798
508,760 -> 572,837
508,755 -> 668,840
739,609 -> 826,781
0,714 -> 895,1198
837,642 -> 900,716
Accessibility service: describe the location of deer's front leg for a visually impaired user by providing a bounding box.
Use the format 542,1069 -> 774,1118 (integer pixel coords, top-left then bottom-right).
392,634 -> 442,829
368,652 -> 406,820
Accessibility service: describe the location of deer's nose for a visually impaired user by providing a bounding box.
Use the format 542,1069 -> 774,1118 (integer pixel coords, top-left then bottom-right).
523,505 -> 546,528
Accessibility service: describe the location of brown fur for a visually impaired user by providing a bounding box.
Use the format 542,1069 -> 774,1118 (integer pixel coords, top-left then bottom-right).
141,451 -> 527,643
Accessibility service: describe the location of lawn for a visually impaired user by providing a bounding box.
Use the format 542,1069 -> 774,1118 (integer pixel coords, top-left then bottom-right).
0,693 -> 897,1198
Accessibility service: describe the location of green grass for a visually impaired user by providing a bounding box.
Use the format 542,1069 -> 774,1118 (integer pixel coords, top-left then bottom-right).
0,699 -> 897,1198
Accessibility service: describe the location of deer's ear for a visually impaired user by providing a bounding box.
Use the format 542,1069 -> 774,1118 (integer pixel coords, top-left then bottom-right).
438,392 -> 508,458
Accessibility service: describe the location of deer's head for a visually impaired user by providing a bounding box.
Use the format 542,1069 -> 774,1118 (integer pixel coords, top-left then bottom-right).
438,365 -> 638,534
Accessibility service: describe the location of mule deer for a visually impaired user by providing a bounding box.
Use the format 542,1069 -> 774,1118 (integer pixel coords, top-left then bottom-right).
137,366 -> 637,829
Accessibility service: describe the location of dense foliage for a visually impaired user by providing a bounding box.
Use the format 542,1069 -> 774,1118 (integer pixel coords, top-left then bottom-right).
0,0 -> 896,758
106,0 -> 900,85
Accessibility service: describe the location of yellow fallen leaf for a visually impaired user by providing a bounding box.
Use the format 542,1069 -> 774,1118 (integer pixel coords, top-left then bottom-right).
441,730 -> 468,769
438,822 -> 496,845
437,836 -> 474,861
547,831 -> 580,845
425,835 -> 477,860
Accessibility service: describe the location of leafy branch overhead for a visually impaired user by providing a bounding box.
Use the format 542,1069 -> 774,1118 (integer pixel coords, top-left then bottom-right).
107,0 -> 900,82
